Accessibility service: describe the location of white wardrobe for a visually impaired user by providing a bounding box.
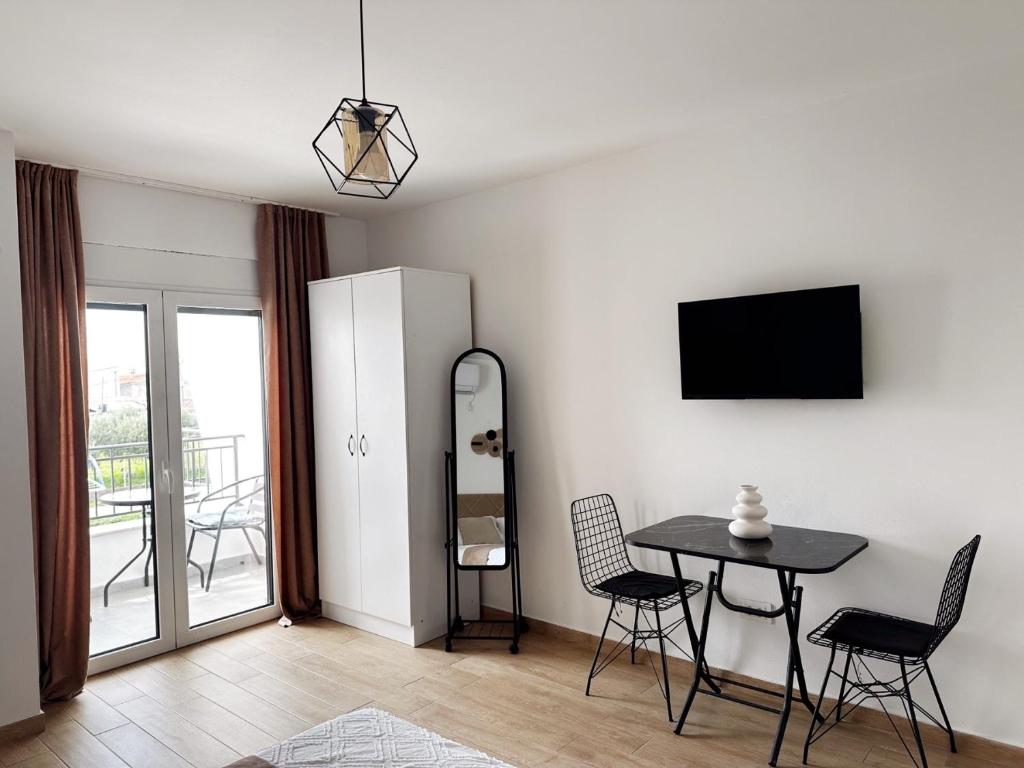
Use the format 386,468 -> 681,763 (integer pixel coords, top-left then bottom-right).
309,267 -> 478,646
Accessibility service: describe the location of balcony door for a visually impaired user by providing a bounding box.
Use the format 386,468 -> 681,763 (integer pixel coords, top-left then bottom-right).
163,292 -> 277,645
85,288 -> 175,668
87,288 -> 278,673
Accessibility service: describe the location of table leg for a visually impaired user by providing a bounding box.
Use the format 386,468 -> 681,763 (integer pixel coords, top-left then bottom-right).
769,569 -> 816,767
781,571 -> 816,713
102,504 -> 151,607
674,567 -> 717,735
102,539 -> 148,607
672,553 -> 721,694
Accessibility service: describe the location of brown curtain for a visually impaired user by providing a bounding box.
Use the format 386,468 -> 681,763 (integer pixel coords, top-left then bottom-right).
16,161 -> 90,702
257,204 -> 329,620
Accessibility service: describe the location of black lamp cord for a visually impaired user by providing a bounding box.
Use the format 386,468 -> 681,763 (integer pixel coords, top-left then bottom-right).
359,0 -> 367,104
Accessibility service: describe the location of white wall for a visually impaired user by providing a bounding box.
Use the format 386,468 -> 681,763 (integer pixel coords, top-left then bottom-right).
326,215 -> 369,277
79,177 -> 367,290
80,176 -> 259,292
367,51 -> 1024,746
0,128 -> 42,727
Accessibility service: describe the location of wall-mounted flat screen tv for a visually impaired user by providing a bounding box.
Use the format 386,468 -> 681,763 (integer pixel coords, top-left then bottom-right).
678,285 -> 863,399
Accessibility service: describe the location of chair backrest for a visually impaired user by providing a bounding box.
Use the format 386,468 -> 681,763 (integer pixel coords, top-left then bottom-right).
249,478 -> 266,520
930,535 -> 981,650
87,455 -> 106,492
192,475 -> 266,524
570,494 -> 634,596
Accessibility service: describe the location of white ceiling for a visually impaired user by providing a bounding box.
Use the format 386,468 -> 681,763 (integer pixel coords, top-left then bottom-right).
1,1 -> 1022,219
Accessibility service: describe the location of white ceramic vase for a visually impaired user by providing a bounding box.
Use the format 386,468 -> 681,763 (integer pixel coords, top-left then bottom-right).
729,484 -> 772,539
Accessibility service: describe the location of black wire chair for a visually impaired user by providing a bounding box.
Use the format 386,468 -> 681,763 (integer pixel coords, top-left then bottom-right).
803,535 -> 981,768
570,493 -> 707,721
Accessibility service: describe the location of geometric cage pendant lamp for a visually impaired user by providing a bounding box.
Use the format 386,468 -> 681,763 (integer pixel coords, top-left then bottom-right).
312,0 -> 418,199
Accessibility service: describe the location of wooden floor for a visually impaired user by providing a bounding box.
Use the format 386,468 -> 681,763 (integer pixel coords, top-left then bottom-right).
0,618 -> 1014,768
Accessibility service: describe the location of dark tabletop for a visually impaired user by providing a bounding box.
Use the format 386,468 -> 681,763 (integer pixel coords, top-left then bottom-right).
626,515 -> 868,574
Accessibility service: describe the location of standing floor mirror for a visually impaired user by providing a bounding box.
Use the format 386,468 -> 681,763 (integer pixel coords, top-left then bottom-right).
444,348 -> 525,653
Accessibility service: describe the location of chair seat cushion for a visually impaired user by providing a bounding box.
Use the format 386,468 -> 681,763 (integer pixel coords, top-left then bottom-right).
188,506 -> 263,529
822,609 -> 935,658
596,571 -> 679,600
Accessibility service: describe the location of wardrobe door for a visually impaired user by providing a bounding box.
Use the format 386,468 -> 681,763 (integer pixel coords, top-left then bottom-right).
310,279 -> 362,610
352,271 -> 411,625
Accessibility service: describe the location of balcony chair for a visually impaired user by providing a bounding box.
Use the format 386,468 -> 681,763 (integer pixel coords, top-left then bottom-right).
87,454 -> 106,494
803,535 -> 981,768
570,493 -> 712,721
186,475 -> 267,592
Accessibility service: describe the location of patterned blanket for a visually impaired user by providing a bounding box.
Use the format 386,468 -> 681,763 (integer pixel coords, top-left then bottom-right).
229,708 -> 514,768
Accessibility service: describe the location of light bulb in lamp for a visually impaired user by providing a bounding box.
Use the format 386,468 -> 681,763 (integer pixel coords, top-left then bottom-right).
342,102 -> 389,183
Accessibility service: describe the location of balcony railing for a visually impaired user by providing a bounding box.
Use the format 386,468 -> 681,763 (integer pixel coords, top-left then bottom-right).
88,434 -> 242,522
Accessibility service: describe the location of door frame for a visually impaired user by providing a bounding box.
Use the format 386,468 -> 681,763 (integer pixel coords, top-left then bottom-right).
86,285 -> 280,673
86,286 -> 178,674
162,290 -> 281,648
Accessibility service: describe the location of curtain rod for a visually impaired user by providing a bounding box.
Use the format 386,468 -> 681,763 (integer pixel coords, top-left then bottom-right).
15,157 -> 343,218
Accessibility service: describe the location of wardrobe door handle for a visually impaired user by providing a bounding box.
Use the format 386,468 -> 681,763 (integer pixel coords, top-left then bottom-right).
359,435 -> 368,456
347,434 -> 355,456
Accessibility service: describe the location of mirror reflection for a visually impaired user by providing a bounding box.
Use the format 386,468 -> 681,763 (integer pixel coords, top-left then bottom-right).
454,352 -> 506,567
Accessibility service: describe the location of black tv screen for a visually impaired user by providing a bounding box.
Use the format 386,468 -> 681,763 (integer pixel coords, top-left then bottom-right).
678,285 -> 863,399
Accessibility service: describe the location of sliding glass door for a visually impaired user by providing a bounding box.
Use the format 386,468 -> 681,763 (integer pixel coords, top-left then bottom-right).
164,293 -> 276,645
86,288 -> 176,668
86,289 -> 277,672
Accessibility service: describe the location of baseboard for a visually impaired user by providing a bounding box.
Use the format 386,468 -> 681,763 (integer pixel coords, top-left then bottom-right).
481,606 -> 1023,767
0,712 -> 45,744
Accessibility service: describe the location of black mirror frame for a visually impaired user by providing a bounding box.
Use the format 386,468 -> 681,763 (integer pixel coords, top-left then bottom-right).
448,347 -> 510,572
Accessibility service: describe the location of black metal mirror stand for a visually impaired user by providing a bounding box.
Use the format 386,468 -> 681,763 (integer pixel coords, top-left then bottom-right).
444,449 -> 526,653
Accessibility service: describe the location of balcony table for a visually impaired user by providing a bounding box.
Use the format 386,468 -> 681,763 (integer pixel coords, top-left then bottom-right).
625,515 -> 868,766
98,486 -> 201,607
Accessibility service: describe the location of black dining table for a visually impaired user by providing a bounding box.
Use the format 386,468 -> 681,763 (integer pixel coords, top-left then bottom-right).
626,515 -> 868,767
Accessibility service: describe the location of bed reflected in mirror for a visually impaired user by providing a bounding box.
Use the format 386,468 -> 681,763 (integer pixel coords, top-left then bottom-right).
457,494 -> 506,566
454,352 -> 507,568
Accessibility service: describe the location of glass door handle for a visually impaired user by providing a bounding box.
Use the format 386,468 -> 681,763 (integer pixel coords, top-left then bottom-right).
161,462 -> 174,493
347,434 -> 355,456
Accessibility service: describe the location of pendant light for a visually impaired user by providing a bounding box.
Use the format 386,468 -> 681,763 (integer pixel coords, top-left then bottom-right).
313,0 -> 418,199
